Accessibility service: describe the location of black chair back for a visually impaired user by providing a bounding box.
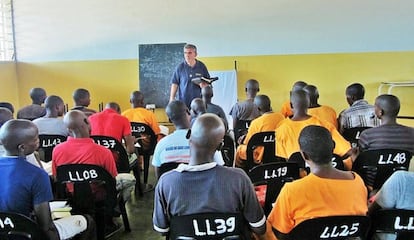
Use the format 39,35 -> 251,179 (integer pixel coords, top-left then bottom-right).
246,131 -> 277,170
352,149 -> 412,190
234,120 -> 251,146
38,134 -> 67,162
56,164 -> 130,239
170,212 -> 245,240
130,122 -> 157,155
91,135 -> 130,173
288,152 -> 345,174
286,215 -> 370,240
342,127 -> 371,148
370,209 -> 414,240
248,162 -> 299,216
0,212 -> 48,240
221,134 -> 235,167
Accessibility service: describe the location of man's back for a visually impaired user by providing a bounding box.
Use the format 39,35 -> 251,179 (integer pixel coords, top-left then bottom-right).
268,173 -> 367,234
52,136 -> 117,177
359,124 -> 414,153
308,105 -> 337,129
89,109 -> 131,142
122,107 -> 160,135
0,156 -> 52,217
17,104 -> 46,120
276,116 -> 350,159
33,117 -> 69,136
153,164 -> 264,232
338,99 -> 379,133
230,99 -> 260,122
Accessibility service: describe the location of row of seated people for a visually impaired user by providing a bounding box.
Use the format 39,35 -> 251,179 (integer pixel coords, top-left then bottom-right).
152,113 -> 414,240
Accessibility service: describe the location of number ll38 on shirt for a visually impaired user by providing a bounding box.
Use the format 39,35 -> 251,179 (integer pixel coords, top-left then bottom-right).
193,217 -> 236,236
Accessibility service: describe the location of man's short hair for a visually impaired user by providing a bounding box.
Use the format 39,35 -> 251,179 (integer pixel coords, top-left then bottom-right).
45,95 -> 64,109
184,44 -> 197,52
346,83 -> 365,99
73,88 -> 90,102
0,102 -> 14,114
376,94 -> 400,117
299,125 -> 334,165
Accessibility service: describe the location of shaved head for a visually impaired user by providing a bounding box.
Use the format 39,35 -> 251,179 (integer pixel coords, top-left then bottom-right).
201,85 -> 213,99
63,110 -> 90,137
0,119 -> 38,155
73,88 -> 91,107
292,81 -> 307,92
166,100 -> 189,125
105,102 -> 121,113
0,107 -> 13,127
190,98 -> 206,116
375,94 -> 400,117
30,88 -> 47,104
303,85 -> 319,104
190,113 -> 225,151
299,125 -> 334,165
130,91 -> 144,107
254,95 -> 272,113
291,90 -> 309,111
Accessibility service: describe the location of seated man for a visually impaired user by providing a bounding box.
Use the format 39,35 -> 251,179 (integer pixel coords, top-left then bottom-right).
369,171 -> 414,240
359,94 -> 414,154
201,85 -> 229,130
152,100 -> 224,179
338,83 -> 380,134
267,125 -> 368,239
189,98 -> 206,126
17,87 -> 47,120
229,79 -> 261,142
71,88 -> 96,117
0,119 -> 95,240
89,102 -> 136,169
280,81 -> 307,118
0,102 -> 14,115
235,95 -> 284,167
33,95 -> 69,136
304,84 -> 338,128
153,113 -> 266,238
276,90 -> 353,169
52,110 -> 135,229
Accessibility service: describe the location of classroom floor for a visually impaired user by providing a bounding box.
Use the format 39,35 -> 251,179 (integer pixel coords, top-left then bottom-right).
110,165 -> 164,240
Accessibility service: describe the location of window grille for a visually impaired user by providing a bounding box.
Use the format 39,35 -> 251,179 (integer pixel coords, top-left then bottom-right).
0,0 -> 14,61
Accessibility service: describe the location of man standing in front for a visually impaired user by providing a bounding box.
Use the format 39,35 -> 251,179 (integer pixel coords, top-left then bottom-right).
169,44 -> 210,108
153,113 -> 266,239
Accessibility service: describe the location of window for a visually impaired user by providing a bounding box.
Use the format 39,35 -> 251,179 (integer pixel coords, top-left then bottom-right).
0,0 -> 14,61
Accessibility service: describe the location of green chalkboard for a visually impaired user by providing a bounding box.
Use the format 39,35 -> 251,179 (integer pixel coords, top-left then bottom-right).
138,43 -> 185,108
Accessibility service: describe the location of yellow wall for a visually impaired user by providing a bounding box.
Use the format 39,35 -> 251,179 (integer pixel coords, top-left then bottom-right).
0,62 -> 19,112
7,51 -> 414,126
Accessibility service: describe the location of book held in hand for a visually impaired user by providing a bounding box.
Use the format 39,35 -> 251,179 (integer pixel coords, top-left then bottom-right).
191,77 -> 219,85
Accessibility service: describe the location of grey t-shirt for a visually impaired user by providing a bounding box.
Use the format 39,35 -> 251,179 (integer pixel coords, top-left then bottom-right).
32,117 -> 69,136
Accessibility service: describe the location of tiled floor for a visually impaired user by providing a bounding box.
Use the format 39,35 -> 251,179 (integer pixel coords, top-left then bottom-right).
110,166 -> 164,240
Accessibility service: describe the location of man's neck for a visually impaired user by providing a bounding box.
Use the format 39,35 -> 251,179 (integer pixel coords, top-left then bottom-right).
186,59 -> 196,67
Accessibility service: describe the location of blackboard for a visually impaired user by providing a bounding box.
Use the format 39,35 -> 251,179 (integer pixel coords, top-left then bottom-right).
138,43 -> 185,108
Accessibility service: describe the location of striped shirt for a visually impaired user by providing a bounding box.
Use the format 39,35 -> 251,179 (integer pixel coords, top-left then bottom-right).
338,100 -> 380,133
359,124 -> 414,153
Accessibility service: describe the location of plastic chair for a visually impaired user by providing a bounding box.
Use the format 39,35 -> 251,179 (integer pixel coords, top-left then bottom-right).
38,134 -> 67,162
0,212 -> 48,240
341,127 -> 371,148
288,152 -> 345,174
352,149 -> 412,190
246,131 -> 280,171
286,215 -> 370,240
248,162 -> 299,216
130,122 -> 157,194
91,135 -> 130,173
221,134 -> 236,167
369,209 -> 414,240
56,164 -> 131,240
169,212 -> 244,240
233,119 -> 251,146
